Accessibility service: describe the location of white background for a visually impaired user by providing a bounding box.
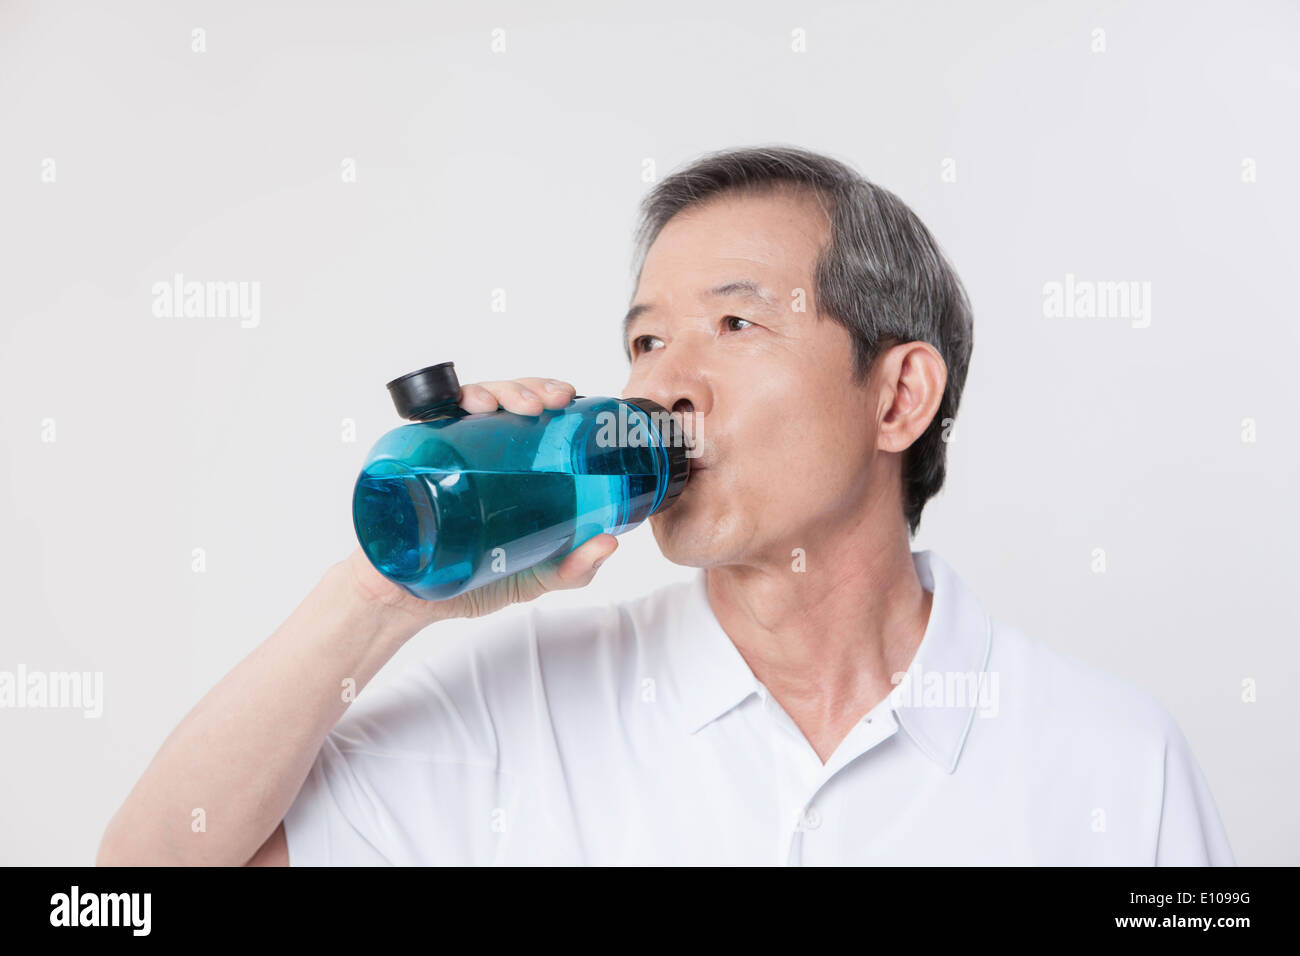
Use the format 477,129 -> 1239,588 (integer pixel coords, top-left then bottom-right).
1,0 -> 1296,865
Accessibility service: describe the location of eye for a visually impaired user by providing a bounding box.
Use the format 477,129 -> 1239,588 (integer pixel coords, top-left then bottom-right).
630,334 -> 664,356
724,316 -> 754,332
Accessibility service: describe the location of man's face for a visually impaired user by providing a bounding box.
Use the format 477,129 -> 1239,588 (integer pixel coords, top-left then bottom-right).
621,187 -> 882,569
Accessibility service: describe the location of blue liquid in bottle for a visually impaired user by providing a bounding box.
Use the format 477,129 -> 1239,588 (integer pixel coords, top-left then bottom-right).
352,364 -> 689,601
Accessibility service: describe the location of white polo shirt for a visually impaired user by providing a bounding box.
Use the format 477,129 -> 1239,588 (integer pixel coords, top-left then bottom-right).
283,550 -> 1235,865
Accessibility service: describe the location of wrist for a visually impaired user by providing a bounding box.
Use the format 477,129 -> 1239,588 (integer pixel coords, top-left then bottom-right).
335,548 -> 453,644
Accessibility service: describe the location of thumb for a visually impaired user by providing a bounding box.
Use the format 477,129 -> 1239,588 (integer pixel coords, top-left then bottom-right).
546,533 -> 619,590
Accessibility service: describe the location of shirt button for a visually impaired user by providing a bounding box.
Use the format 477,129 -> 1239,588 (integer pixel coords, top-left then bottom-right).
799,807 -> 822,830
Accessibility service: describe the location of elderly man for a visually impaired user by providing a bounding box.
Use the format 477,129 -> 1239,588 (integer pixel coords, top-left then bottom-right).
98,146 -> 1234,866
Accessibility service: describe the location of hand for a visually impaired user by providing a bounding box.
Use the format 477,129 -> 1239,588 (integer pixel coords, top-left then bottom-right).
456,376 -> 580,416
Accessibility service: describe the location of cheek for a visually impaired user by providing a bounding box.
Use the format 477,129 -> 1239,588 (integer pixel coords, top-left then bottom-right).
765,419 -> 874,504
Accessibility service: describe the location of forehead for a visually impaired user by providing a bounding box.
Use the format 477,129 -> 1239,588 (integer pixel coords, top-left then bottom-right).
635,187 -> 830,295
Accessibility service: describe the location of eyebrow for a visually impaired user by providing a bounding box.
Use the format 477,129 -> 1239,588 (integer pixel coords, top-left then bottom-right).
623,280 -> 778,351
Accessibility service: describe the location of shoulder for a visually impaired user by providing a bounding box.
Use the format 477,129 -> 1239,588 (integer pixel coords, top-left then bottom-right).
981,619 -> 1233,864
986,617 -> 1181,749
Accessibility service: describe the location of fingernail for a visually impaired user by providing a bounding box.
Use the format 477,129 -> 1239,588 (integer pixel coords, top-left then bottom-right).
519,388 -> 540,400
544,380 -> 569,393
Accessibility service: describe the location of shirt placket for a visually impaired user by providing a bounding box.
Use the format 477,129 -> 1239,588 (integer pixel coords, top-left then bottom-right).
759,689 -> 901,866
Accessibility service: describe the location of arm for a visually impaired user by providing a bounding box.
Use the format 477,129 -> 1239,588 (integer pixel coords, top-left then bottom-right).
97,552 -> 444,867
97,377 -> 616,866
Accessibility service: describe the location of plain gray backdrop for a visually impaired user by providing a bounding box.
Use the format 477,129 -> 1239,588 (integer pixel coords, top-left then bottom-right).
1,0 -> 1296,865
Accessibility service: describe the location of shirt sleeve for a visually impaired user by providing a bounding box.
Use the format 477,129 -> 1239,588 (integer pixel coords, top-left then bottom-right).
1154,718 -> 1235,866
281,615 -> 534,867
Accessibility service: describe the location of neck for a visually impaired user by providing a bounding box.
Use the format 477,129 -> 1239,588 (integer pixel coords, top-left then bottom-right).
704,510 -> 932,760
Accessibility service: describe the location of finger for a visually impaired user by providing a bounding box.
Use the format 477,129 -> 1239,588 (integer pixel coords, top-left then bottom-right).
458,383 -> 503,413
513,377 -> 577,409
459,379 -> 576,415
472,379 -> 549,415
550,534 -> 618,589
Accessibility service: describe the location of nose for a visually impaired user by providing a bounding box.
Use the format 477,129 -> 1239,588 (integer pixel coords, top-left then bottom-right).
623,356 -> 712,422
622,349 -> 713,455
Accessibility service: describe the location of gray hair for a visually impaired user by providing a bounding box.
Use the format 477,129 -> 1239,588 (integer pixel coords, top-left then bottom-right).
630,145 -> 974,535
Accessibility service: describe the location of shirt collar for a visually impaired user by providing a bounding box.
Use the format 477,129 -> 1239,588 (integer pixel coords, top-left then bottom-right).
887,550 -> 994,774
667,550 -> 993,775
667,569 -> 764,736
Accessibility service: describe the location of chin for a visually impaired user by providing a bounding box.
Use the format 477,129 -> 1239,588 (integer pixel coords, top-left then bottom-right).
649,508 -> 737,569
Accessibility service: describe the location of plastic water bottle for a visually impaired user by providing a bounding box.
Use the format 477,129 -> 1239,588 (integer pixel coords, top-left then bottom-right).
352,362 -> 691,601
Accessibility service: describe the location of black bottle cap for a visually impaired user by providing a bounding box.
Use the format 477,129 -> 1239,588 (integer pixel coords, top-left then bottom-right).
624,397 -> 692,512
386,362 -> 462,421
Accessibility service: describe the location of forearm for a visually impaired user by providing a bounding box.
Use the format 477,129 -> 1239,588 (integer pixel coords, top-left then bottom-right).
97,556 -> 437,866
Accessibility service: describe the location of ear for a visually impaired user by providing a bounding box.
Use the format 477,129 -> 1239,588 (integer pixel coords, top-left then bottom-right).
875,341 -> 948,454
